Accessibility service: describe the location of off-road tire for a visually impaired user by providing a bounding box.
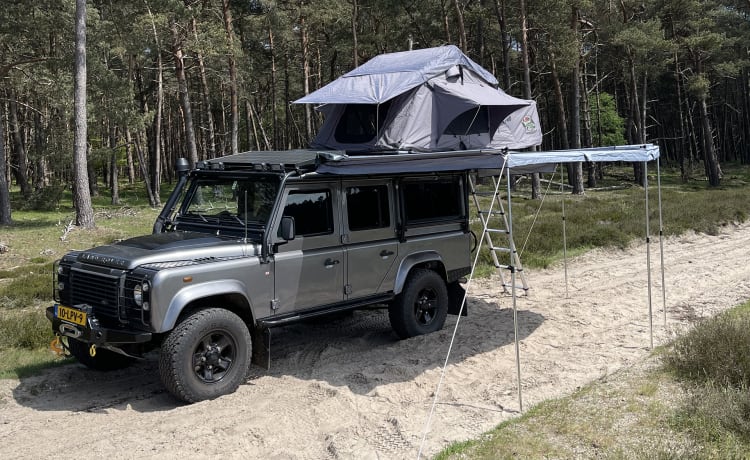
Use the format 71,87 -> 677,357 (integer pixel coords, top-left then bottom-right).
389,268 -> 449,339
66,337 -> 133,371
159,308 -> 252,403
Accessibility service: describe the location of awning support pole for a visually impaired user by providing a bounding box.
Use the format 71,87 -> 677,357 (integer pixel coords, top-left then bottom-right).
657,158 -> 667,327
561,163 -> 569,298
644,161 -> 654,349
507,172 -> 523,412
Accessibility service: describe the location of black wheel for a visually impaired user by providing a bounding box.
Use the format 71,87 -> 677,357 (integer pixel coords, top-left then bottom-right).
66,338 -> 133,371
389,268 -> 449,339
159,308 -> 251,403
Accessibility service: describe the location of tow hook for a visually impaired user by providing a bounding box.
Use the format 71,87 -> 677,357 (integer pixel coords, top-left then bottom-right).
89,344 -> 97,357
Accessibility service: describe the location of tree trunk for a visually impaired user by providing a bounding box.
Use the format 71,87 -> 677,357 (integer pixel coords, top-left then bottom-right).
171,21 -> 199,167
627,54 -> 644,184
568,7 -> 584,195
144,3 -> 164,201
151,48 -> 163,205
699,96 -> 721,186
441,1 -> 452,44
268,25 -> 279,149
580,64 -> 596,188
351,0 -> 359,67
127,127 -> 157,207
73,0 -> 94,228
109,126 -> 120,205
742,67 -> 750,164
246,99 -> 260,150
550,57 -> 569,150
222,0 -> 239,155
452,0 -> 468,52
492,0 -> 511,90
518,0 -> 540,198
7,92 -> 31,199
299,13 -> 312,142
0,101 -> 12,225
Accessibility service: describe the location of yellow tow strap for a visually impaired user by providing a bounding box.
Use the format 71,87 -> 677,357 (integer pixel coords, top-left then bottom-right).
50,337 -> 64,356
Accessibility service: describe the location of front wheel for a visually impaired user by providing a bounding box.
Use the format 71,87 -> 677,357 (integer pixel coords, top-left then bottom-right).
159,308 -> 252,403
389,269 -> 449,339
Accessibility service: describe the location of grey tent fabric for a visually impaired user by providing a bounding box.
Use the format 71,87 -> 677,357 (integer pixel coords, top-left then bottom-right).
293,45 -> 542,153
294,45 -> 498,105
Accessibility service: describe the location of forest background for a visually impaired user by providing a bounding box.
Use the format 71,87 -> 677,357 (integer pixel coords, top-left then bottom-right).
1,0 -> 749,227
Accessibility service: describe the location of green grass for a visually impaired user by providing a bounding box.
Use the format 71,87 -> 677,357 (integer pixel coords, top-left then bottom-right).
437,301 -> 750,459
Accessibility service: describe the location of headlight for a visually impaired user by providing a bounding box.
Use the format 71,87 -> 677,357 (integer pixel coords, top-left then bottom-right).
133,280 -> 151,308
57,282 -> 65,291
133,284 -> 143,306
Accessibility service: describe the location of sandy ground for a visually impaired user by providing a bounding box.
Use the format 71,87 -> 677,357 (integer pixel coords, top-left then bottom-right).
2,222 -> 750,459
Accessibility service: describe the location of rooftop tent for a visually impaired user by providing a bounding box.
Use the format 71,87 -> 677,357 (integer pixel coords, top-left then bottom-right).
293,45 -> 542,152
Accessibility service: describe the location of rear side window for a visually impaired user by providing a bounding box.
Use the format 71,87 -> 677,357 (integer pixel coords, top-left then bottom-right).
281,190 -> 333,237
347,185 -> 390,231
403,177 -> 463,223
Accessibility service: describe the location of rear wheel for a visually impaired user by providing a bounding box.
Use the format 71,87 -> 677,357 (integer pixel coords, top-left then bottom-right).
389,269 -> 449,339
66,338 -> 133,371
159,308 -> 251,403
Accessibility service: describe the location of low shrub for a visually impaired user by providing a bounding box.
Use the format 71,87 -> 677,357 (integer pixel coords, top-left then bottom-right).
0,264 -> 53,308
20,185 -> 65,211
0,309 -> 53,350
664,311 -> 750,389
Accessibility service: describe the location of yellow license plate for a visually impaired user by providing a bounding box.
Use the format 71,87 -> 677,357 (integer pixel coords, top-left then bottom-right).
56,305 -> 87,326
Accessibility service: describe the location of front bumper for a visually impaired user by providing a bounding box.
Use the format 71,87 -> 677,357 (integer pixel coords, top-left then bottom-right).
46,305 -> 152,345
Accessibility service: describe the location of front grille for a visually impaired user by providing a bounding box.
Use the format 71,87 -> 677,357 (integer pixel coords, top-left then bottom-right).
69,268 -> 122,319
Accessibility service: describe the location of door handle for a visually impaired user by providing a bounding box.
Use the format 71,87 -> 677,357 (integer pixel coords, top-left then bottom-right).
324,258 -> 340,268
379,250 -> 395,257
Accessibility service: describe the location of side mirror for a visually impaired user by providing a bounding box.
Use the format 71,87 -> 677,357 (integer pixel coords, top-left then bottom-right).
279,216 -> 296,241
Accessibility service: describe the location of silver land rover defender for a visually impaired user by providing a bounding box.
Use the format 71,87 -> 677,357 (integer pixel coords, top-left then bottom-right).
47,150 -> 474,402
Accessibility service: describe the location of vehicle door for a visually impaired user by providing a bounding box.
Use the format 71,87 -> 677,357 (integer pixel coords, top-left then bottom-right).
271,182 -> 344,313
342,179 -> 399,299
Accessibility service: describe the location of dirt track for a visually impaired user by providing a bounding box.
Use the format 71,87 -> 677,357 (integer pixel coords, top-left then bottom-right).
2,222 -> 750,459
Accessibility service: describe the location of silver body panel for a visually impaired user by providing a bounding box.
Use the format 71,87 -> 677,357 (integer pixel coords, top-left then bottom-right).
54,169 -> 472,343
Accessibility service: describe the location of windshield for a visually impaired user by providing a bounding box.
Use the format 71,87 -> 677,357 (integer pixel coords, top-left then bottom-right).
175,174 -> 280,234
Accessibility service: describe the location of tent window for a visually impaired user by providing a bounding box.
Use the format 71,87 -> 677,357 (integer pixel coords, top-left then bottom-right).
444,106 -> 489,136
334,102 -> 391,143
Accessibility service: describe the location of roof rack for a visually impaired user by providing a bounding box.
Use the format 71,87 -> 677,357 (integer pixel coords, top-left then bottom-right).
196,150 -> 346,174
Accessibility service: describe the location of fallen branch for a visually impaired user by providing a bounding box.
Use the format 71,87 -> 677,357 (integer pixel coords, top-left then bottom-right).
60,220 -> 75,241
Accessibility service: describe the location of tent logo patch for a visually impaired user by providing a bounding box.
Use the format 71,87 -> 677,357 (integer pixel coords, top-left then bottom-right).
522,115 -> 536,133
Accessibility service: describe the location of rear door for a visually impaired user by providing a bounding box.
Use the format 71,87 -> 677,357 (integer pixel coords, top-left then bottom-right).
342,179 -> 399,299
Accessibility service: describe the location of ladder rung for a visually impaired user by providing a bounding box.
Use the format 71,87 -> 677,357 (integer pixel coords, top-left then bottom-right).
472,191 -> 500,197
490,246 -> 511,253
486,229 -> 510,234
477,210 -> 505,216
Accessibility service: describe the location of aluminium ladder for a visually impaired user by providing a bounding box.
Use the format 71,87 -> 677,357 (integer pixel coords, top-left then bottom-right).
468,173 -> 529,295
